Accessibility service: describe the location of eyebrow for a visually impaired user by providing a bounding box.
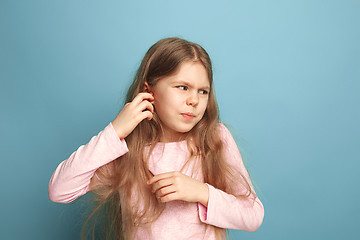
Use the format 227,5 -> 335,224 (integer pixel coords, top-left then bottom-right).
172,80 -> 210,91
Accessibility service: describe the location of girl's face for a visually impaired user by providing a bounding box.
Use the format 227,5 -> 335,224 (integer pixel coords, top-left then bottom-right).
150,61 -> 210,142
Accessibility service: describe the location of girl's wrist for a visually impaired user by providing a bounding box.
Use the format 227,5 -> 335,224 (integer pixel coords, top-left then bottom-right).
111,120 -> 124,139
198,183 -> 209,207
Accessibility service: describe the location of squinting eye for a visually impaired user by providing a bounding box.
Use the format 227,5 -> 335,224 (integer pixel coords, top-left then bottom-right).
177,86 -> 188,90
199,90 -> 208,95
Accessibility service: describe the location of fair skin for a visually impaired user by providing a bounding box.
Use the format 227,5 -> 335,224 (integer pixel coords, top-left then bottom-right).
111,61 -> 210,207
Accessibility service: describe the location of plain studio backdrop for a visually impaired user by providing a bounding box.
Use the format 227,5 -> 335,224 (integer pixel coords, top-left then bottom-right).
1,0 -> 359,239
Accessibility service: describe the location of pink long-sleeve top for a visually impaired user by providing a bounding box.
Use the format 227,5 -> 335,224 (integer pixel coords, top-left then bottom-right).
48,122 -> 264,239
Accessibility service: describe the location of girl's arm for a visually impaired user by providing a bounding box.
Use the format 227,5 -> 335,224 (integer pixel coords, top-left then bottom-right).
197,123 -> 264,232
48,122 -> 129,203
48,92 -> 154,203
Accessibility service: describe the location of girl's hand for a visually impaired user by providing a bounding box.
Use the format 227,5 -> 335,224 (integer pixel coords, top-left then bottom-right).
147,171 -> 209,207
112,92 -> 154,139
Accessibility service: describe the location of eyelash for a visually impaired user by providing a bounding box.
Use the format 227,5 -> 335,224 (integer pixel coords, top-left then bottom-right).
177,86 -> 208,95
178,86 -> 188,91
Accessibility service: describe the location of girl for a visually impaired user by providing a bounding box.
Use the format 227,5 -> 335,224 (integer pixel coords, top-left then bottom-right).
48,37 -> 264,240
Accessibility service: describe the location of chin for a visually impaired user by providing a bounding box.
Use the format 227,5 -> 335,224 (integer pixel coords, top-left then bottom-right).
177,124 -> 196,133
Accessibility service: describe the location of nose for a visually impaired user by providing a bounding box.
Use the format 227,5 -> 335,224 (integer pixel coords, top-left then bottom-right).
186,91 -> 199,106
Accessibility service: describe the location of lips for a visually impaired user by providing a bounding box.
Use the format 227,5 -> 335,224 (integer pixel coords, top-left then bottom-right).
181,113 -> 195,119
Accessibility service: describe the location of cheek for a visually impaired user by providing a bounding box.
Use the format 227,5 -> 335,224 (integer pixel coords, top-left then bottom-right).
153,97 -> 169,114
153,93 -> 163,108
201,98 -> 209,110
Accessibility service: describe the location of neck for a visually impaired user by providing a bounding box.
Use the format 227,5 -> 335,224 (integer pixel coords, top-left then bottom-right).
159,129 -> 187,143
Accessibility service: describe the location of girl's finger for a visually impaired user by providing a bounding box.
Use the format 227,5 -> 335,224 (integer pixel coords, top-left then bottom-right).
155,185 -> 176,198
136,99 -> 154,114
147,171 -> 177,185
159,191 -> 179,203
131,92 -> 154,106
151,178 -> 173,193
138,111 -> 153,122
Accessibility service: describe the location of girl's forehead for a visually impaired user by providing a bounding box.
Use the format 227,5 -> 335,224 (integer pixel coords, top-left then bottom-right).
168,78 -> 210,90
158,61 -> 210,87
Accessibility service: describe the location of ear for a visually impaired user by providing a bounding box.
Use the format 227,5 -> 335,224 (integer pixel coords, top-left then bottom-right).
143,82 -> 152,93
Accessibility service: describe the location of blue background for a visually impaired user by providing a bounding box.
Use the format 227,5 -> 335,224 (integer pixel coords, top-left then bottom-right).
1,0 -> 359,239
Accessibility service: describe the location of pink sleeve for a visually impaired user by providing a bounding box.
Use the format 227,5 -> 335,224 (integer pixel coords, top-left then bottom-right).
48,122 -> 129,203
197,123 -> 264,232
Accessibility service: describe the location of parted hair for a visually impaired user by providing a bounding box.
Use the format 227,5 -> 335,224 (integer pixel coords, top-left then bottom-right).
82,37 -> 253,240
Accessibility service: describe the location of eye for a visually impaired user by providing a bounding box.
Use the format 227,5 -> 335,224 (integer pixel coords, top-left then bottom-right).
199,90 -> 209,95
177,86 -> 188,91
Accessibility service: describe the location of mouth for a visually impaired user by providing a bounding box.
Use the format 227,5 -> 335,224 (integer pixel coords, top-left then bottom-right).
181,113 -> 195,120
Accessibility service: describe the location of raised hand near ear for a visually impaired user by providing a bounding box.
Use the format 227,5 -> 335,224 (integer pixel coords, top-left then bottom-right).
112,92 -> 154,139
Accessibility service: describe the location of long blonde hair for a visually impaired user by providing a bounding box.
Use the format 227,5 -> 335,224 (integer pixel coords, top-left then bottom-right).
82,37 -> 253,240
